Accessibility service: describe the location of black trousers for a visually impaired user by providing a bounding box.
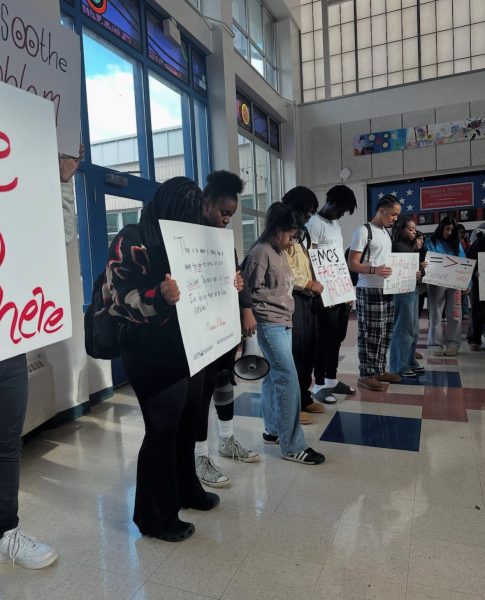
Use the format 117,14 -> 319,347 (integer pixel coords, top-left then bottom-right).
0,354 -> 28,538
467,282 -> 485,345
122,346 -> 206,535
292,294 -> 316,410
314,302 -> 351,384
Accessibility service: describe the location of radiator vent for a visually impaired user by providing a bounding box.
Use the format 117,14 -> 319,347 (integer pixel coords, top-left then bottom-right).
24,355 -> 57,435
27,358 -> 47,374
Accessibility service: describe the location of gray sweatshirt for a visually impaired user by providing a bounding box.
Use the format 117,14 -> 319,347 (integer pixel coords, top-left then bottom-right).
243,242 -> 294,327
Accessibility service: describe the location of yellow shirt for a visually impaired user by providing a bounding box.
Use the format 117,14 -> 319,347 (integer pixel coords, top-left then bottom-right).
286,242 -> 313,293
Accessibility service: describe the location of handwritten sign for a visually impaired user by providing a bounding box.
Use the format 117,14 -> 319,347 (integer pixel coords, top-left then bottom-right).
309,247 -> 356,307
422,251 -> 475,291
0,82 -> 72,360
159,220 -> 241,376
383,253 -> 419,295
478,253 -> 485,301
0,0 -> 81,155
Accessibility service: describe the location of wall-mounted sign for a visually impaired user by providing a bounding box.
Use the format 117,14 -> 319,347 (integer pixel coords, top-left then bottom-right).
420,182 -> 474,210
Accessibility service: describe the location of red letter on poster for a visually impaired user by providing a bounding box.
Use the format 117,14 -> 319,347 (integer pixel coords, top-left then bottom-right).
0,131 -> 18,193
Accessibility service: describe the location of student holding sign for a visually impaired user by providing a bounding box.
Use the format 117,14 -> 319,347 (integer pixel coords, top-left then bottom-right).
424,216 -> 465,356
388,216 -> 424,378
107,177 -> 220,543
348,195 -> 401,392
306,185 -> 358,403
465,230 -> 485,351
243,203 -> 325,465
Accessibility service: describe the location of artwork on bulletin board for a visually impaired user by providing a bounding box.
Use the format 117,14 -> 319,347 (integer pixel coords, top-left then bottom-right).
354,117 -> 485,155
417,213 -> 434,226
439,211 -> 457,222
459,209 -> 476,222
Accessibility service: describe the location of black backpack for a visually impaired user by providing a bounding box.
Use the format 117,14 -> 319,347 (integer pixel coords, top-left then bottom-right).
84,271 -> 124,360
345,223 -> 373,286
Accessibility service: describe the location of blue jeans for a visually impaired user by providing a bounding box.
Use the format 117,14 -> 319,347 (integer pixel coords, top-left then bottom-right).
389,291 -> 419,373
0,354 -> 28,537
257,323 -> 307,456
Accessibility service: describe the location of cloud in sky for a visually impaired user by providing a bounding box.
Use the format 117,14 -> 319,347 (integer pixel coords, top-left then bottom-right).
86,64 -> 183,143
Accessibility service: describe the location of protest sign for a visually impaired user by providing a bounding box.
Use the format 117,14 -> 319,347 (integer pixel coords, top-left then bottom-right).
383,253 -> 419,295
422,251 -> 475,291
478,253 -> 485,301
0,82 -> 72,360
309,247 -> 355,307
159,220 -> 241,376
0,0 -> 81,155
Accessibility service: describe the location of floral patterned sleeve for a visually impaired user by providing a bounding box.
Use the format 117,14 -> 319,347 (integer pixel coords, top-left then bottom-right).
105,225 -> 173,325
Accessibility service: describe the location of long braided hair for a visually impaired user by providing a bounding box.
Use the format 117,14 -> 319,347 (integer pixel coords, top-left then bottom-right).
139,176 -> 204,278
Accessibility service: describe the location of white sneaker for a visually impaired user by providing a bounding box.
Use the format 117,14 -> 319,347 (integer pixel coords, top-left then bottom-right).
219,435 -> 260,463
0,527 -> 57,569
195,455 -> 231,488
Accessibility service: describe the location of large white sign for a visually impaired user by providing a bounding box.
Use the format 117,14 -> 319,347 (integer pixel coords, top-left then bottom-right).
422,251 -> 475,291
309,247 -> 356,307
478,253 -> 485,301
383,253 -> 419,295
0,82 -> 72,360
159,220 -> 242,376
0,0 -> 81,155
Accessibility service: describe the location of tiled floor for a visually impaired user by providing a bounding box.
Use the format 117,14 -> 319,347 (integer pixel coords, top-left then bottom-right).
2,317 -> 485,599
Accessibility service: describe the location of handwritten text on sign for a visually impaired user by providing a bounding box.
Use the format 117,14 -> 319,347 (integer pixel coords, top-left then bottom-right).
0,82 -> 71,360
159,220 -> 241,376
0,0 -> 81,155
478,253 -> 485,301
422,252 -> 475,291
383,253 -> 419,295
309,247 -> 356,306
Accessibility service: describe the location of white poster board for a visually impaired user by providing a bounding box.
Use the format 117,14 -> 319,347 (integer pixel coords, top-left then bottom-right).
383,253 -> 419,295
422,251 -> 475,291
309,247 -> 356,307
0,0 -> 81,155
159,220 -> 242,376
478,253 -> 485,301
0,82 -> 72,361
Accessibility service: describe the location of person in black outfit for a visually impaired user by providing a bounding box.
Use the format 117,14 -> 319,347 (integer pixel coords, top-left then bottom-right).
466,230 -> 485,350
107,177 -> 220,543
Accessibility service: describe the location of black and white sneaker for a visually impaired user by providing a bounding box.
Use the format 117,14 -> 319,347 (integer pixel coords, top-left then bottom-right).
282,447 -> 325,465
262,432 -> 279,445
413,366 -> 425,375
311,389 -> 337,404
401,369 -> 417,377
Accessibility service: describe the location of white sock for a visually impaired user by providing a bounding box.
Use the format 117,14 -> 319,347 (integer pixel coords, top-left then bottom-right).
195,440 -> 208,456
312,384 -> 325,393
325,378 -> 338,387
219,419 -> 234,439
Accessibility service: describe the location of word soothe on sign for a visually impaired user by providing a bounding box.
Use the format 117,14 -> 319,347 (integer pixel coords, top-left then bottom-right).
0,232 -> 65,344
0,129 -> 18,192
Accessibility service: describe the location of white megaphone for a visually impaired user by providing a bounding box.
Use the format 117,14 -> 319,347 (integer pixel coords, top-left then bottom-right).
233,334 -> 270,381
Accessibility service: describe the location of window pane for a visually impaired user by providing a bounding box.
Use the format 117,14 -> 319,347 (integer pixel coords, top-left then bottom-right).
471,0 -> 485,23
357,18 -> 372,48
233,25 -> 249,58
331,55 -> 343,83
341,1 -> 355,23
266,62 -> 278,89
329,26 -> 342,55
422,64 -> 437,79
437,30 -> 454,61
387,10 -> 401,42
372,44 -> 387,75
357,0 -> 371,19
239,135 -> 255,211
147,11 -> 189,83
242,212 -> 257,256
83,29 -> 140,174
253,105 -> 268,144
388,41 -> 403,71
419,2 -> 436,35
302,61 -> 316,89
454,26 -> 470,59
328,4 -> 340,27
303,89 -> 316,102
233,0 -> 247,31
248,0 -> 263,50
358,48 -> 373,78
341,22 -> 355,52
472,23 -> 485,55
315,58 -> 325,87
250,43 -> 264,75
194,100 -> 210,187
402,6 -> 418,37
192,49 -> 207,94
453,0 -> 470,28
371,0 -> 386,15
437,61 -> 454,75
263,9 -> 276,64
300,4 -> 314,33
436,0 -> 453,30
149,73 -> 187,183
371,14 -> 387,45
255,145 -> 270,212
342,52 -> 356,81
269,119 -> 280,152
388,71 -> 404,85
82,0 -> 141,50
301,32 -> 315,61
403,37 -> 418,68
270,155 -> 281,203
343,80 -> 357,94
314,30 -> 324,58
421,33 -> 437,66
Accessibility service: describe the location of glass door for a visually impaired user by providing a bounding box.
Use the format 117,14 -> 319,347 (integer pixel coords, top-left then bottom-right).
77,167 -> 159,387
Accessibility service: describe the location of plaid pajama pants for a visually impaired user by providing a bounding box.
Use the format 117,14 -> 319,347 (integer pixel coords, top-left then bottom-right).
356,287 -> 395,377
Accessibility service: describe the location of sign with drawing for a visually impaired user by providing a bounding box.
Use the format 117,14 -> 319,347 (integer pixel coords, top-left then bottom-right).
422,252 -> 475,291
383,253 -> 419,295
309,247 -> 356,307
0,82 -> 72,360
158,220 -> 241,376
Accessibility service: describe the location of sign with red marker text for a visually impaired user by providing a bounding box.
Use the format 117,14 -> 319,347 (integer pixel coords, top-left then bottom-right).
422,251 -> 475,291
0,0 -> 81,155
0,82 -> 72,360
309,247 -> 356,307
158,220 -> 241,376
383,253 -> 419,295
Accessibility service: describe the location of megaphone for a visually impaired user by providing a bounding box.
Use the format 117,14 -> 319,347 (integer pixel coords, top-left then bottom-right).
233,335 -> 270,381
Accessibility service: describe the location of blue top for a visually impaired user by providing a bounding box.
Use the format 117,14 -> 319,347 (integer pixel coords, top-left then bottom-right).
424,237 -> 465,258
